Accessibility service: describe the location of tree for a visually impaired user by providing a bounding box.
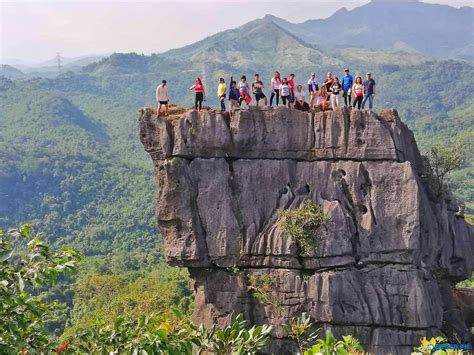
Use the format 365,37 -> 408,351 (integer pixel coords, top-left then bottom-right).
426,143 -> 465,197
279,200 -> 330,256
0,224 -> 81,353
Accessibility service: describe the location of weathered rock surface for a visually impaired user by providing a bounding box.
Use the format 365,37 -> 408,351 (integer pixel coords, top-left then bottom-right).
139,107 -> 473,354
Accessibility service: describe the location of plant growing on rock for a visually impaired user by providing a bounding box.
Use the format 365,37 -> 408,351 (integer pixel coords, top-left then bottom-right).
425,143 -> 465,198
247,273 -> 282,311
279,200 -> 330,256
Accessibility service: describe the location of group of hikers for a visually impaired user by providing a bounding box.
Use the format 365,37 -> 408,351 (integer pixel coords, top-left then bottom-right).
155,69 -> 376,116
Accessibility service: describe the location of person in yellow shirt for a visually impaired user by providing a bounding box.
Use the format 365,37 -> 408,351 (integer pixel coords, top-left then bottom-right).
217,78 -> 227,112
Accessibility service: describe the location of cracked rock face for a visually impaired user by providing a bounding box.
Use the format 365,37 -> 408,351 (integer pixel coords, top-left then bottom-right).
139,107 -> 473,354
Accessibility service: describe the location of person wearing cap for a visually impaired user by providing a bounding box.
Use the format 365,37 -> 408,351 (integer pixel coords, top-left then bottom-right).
341,69 -> 353,107
307,73 -> 319,108
362,72 -> 376,111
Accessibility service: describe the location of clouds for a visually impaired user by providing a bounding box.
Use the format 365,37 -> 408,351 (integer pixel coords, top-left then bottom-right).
1,0 -> 471,63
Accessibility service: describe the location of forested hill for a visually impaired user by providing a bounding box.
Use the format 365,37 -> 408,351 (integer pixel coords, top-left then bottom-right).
1,15 -> 473,259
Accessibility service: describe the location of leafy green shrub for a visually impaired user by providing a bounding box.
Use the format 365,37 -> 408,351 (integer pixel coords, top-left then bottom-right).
192,313 -> 272,355
425,143 -> 465,197
0,224 -> 80,353
247,273 -> 282,312
279,200 -> 330,256
68,308 -> 193,354
286,312 -> 319,354
304,329 -> 364,355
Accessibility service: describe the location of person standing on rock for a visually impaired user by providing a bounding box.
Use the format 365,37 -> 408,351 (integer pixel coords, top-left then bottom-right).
294,85 -> 310,111
217,78 -> 227,113
156,80 -> 169,116
190,78 -> 205,111
307,73 -> 319,108
323,72 -> 334,100
288,73 -> 295,108
279,78 -> 291,107
238,75 -> 251,107
270,71 -> 281,107
252,74 -> 268,107
228,76 -> 240,112
362,72 -> 376,112
352,76 -> 364,110
329,77 -> 342,110
341,69 -> 353,106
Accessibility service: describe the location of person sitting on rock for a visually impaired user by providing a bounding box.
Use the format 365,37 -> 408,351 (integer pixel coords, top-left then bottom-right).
228,76 -> 240,112
156,80 -> 170,116
317,86 -> 330,111
238,75 -> 251,107
190,77 -> 205,111
252,74 -> 268,107
352,76 -> 364,110
217,78 -> 227,113
307,73 -> 319,108
279,78 -> 291,107
294,85 -> 310,112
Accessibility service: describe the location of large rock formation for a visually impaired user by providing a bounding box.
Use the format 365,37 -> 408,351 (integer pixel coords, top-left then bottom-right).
139,107 -> 473,354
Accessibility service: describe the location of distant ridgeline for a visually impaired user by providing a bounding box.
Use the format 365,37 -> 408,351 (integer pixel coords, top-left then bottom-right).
139,106 -> 473,354
0,0 -> 472,256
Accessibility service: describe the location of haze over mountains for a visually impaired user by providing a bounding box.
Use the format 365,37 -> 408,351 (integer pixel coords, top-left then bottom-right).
1,0 -> 473,257
266,0 -> 474,60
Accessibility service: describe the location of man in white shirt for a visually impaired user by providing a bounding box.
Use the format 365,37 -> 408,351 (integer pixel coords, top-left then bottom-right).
294,85 -> 310,111
156,80 -> 170,116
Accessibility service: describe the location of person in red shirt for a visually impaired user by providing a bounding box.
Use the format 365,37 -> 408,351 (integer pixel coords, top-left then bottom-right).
287,73 -> 295,108
189,78 -> 205,111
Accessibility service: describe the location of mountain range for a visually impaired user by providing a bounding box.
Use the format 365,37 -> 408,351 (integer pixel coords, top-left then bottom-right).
1,0 -> 473,258
266,0 -> 474,60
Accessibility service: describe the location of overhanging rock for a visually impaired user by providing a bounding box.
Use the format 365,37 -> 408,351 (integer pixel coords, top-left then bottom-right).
139,106 -> 473,354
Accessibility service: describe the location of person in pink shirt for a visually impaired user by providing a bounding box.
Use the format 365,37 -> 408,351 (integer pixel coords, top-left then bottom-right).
189,78 -> 205,111
287,73 -> 295,108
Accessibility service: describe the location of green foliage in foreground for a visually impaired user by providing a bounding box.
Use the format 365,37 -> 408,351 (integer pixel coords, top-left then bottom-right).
286,313 -> 364,355
0,225 -> 81,353
0,225 -> 366,354
279,200 -> 330,256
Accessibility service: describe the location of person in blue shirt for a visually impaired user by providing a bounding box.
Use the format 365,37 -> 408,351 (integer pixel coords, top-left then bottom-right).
228,76 -> 240,112
341,69 -> 353,107
362,72 -> 376,112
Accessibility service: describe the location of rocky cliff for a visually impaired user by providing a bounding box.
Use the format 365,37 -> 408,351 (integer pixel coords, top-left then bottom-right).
139,107 -> 473,354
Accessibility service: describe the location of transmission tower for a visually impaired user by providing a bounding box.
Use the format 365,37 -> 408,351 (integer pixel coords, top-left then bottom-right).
56,52 -> 62,71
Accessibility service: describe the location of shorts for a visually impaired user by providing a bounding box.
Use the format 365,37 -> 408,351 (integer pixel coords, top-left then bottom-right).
254,92 -> 266,101
159,100 -> 168,105
219,95 -> 226,100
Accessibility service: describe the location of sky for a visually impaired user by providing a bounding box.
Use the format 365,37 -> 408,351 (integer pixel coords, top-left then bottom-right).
1,0 -> 473,65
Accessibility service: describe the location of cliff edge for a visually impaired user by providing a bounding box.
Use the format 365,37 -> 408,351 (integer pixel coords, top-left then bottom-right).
139,107 -> 473,354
